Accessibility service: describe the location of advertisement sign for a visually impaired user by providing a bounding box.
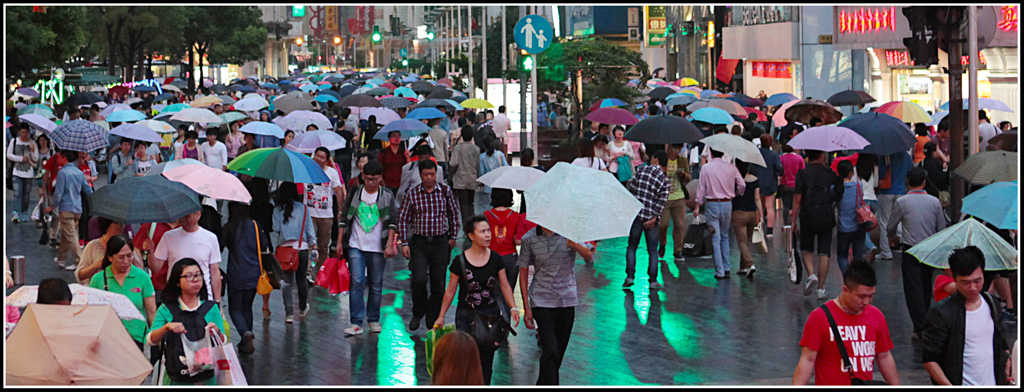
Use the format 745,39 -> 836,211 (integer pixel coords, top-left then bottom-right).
645,6 -> 666,47
567,6 -> 594,37
752,61 -> 792,79
325,6 -> 338,34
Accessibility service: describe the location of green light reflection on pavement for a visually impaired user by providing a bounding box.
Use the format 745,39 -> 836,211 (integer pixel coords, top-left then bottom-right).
393,270 -> 410,281
377,289 -> 417,386
634,286 -> 650,325
688,266 -> 717,288
658,292 -> 701,360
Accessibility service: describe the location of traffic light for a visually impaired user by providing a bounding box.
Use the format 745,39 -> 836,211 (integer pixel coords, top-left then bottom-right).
665,24 -> 674,38
402,59 -> 409,67
295,37 -> 304,46
372,26 -> 382,43
427,31 -> 435,40
391,16 -> 402,36
680,21 -> 691,35
902,6 -> 939,67
333,36 -> 342,45
522,56 -> 534,71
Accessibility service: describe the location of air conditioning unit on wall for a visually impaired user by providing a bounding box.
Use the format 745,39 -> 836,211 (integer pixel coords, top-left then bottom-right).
628,27 -> 641,41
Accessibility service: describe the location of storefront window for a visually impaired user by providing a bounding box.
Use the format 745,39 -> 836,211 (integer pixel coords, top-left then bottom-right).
734,6 -> 798,26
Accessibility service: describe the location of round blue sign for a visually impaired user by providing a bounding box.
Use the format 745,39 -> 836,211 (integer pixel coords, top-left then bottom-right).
399,48 -> 408,57
514,15 -> 554,54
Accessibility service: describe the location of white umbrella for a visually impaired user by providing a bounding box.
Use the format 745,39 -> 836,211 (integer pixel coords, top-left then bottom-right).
89,85 -> 108,94
135,119 -> 176,134
476,166 -> 546,191
699,134 -> 767,167
234,96 -> 270,111
6,284 -> 144,320
359,107 -> 401,124
524,162 -> 643,243
169,108 -> 222,124
99,103 -> 133,117
123,97 -> 143,105
274,110 -> 333,132
284,130 -> 348,153
160,84 -> 181,93
19,113 -> 58,133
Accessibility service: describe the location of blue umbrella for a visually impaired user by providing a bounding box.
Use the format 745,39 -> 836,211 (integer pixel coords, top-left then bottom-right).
838,112 -> 917,155
90,175 -> 202,224
261,83 -> 280,90
153,92 -> 176,102
278,80 -> 293,85
596,98 -> 628,108
318,90 -> 342,100
666,95 -> 699,107
300,84 -> 318,93
50,120 -> 109,152
444,99 -> 464,111
105,110 -> 146,123
318,84 -> 333,91
314,95 -> 339,103
338,85 -> 358,98
239,121 -> 285,138
699,89 -> 722,99
393,86 -> 417,98
689,107 -> 735,125
961,181 -> 1018,230
133,85 -> 158,93
109,123 -> 164,143
406,107 -> 447,120
374,119 -> 432,140
765,92 -> 798,106
926,111 -> 948,127
401,75 -> 419,83
940,98 -> 1014,112
226,147 -> 331,184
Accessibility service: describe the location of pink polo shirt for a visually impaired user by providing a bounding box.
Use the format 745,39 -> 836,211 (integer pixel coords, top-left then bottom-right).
696,158 -> 745,203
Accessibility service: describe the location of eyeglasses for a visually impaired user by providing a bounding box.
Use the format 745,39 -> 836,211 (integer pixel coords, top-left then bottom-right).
181,273 -> 203,282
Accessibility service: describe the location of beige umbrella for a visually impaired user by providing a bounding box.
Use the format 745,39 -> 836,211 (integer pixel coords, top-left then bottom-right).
688,99 -> 746,116
273,93 -> 316,114
160,84 -> 182,93
5,304 -> 152,385
170,108 -> 222,124
191,95 -> 223,108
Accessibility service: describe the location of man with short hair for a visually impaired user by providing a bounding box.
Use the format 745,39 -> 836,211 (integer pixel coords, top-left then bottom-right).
931,117 -> 952,161
693,148 -> 745,279
921,246 -> 1011,385
792,149 -> 844,299
308,147 -> 346,274
624,151 -> 671,289
201,131 -> 229,171
978,110 -> 1000,151
887,167 -> 946,337
151,209 -> 223,303
426,117 -> 449,176
793,261 -> 901,385
396,159 -> 461,331
492,105 -> 511,151
397,145 -> 446,206
51,150 -> 93,270
449,126 -> 480,224
7,123 -> 37,223
109,139 -> 134,184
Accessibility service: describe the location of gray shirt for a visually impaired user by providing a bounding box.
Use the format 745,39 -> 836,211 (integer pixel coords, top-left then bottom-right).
449,141 -> 481,190
886,190 -> 946,247
518,232 -> 578,308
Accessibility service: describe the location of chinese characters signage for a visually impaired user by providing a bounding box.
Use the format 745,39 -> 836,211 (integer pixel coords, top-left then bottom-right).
838,6 -> 896,35
645,6 -> 666,47
885,50 -> 987,67
751,61 -> 792,78
325,6 -> 338,34
348,6 -> 375,35
999,6 -> 1018,31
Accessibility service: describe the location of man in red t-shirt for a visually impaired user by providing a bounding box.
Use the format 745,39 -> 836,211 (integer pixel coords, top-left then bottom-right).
794,261 -> 901,385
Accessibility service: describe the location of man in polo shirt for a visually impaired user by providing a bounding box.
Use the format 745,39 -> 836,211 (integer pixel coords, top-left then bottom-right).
693,148 -> 745,279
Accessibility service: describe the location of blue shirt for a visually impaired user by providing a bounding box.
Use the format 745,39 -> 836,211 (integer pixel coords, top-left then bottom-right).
837,182 -> 860,233
255,134 -> 280,149
753,147 -> 784,195
53,162 -> 92,214
439,116 -> 451,134
272,200 -> 316,248
878,151 -> 911,195
226,219 -> 262,290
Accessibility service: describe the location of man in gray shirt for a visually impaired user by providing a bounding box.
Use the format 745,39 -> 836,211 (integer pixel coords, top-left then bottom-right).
887,167 -> 947,338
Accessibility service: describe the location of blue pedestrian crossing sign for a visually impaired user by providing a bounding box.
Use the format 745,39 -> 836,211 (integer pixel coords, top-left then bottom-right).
399,48 -> 408,57
514,15 -> 554,54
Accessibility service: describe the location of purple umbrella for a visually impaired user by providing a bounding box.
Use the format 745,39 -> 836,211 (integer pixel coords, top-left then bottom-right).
583,107 -> 639,126
17,87 -> 40,97
786,126 -> 870,152
109,123 -> 164,143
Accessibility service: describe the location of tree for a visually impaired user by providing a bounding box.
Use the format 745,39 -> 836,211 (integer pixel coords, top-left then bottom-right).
6,6 -> 88,80
182,6 -> 266,92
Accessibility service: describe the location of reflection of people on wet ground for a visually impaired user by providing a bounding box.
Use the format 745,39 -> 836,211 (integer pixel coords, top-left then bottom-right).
620,292 -> 684,385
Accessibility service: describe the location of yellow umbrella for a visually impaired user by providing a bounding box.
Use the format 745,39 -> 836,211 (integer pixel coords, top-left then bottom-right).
673,77 -> 699,87
460,98 -> 493,109
191,95 -> 223,108
679,89 -> 700,98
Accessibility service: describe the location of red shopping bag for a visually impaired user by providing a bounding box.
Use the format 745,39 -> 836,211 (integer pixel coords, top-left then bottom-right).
334,258 -> 351,295
315,257 -> 340,290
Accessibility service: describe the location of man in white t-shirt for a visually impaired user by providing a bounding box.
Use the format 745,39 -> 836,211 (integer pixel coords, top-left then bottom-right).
308,147 -> 346,274
977,110 -> 1000,151
492,105 -> 511,151
200,131 -> 228,171
151,209 -> 222,302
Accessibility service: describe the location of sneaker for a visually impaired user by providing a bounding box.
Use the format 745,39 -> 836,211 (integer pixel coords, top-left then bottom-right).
622,278 -> 635,288
369,322 -> 383,333
746,265 -> 756,279
12,214 -> 20,223
407,315 -> 422,331
737,268 -> 750,276
285,314 -> 294,324
649,281 -> 663,290
817,288 -> 827,299
240,331 -> 255,355
49,238 -> 59,248
878,252 -> 893,260
765,227 -> 773,237
1002,310 -> 1017,325
64,263 -> 77,271
804,275 -> 818,296
344,325 -> 364,335
714,273 -> 730,280
262,309 -> 272,320
299,304 -> 310,317
673,251 -> 684,262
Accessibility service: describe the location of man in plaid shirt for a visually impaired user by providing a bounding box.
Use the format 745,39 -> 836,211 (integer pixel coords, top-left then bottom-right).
624,151 -> 671,290
397,159 -> 461,331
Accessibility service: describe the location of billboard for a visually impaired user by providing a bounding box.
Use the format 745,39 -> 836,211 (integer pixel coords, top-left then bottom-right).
645,6 -> 666,47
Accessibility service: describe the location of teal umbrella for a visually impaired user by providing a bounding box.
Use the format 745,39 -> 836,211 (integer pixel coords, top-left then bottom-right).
907,219 -> 1018,271
90,175 -> 202,224
961,181 -> 1018,230
524,162 -> 643,243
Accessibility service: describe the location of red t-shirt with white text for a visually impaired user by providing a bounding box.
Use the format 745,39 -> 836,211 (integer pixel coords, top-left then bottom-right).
799,300 -> 894,385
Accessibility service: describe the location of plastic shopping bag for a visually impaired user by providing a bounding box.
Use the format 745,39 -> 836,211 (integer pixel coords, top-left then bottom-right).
315,257 -> 340,290
210,329 -> 248,386
334,258 -> 350,295
682,215 -> 713,258
752,223 -> 768,254
425,323 -> 455,376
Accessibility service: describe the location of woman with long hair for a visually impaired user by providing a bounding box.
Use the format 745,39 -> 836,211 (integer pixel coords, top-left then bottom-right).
571,138 -> 608,171
432,330 -> 485,385
75,217 -> 141,284
273,181 -> 316,323
223,202 -> 264,354
225,121 -> 244,162
87,234 -> 156,350
607,125 -> 636,185
855,153 -> 880,262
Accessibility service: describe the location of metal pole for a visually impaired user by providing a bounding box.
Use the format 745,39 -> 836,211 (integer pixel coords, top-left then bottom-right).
530,6 -> 539,153
967,5 -> 979,155
519,6 -> 527,153
483,6 -> 488,101
502,6 -> 507,108
468,6 -> 475,98
948,9 -> 965,222
457,5 -> 462,70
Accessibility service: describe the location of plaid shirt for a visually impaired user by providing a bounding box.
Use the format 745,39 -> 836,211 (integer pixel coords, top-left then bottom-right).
397,182 -> 461,243
628,164 -> 670,221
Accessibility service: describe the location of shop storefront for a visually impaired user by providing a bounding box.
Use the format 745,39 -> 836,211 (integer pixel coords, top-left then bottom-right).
722,8 -> 801,96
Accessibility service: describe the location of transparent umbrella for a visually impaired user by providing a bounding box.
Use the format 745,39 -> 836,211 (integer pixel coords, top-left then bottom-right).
524,162 -> 642,243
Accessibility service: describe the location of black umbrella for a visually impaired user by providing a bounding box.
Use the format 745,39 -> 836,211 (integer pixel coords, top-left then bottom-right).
337,94 -> 382,108
426,89 -> 456,99
449,95 -> 467,103
410,81 -> 434,93
726,93 -> 764,108
647,87 -> 676,101
624,115 -> 704,144
65,92 -> 104,108
827,90 -> 875,107
839,112 -> 916,155
381,96 -> 414,110
337,85 -> 358,98
416,98 -> 456,110
210,84 -> 229,94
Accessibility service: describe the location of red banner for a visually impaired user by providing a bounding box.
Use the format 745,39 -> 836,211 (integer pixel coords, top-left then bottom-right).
716,55 -> 740,84
751,61 -> 791,79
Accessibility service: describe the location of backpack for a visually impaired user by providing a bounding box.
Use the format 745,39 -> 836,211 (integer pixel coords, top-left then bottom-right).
162,301 -> 217,383
800,172 -> 837,232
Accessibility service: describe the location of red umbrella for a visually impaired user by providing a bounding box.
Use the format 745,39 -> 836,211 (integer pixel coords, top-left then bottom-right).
583,107 -> 639,126
379,82 -> 397,91
437,78 -> 454,87
108,86 -> 130,97
163,77 -> 176,85
743,107 -> 767,121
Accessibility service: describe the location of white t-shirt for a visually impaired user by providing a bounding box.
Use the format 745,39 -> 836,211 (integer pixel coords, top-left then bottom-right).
571,157 -> 607,171
978,123 -> 999,151
135,159 -> 153,176
492,113 -> 511,138
200,141 -> 228,169
304,165 -> 342,219
349,188 -> 384,253
855,166 -> 878,201
962,299 -> 996,386
153,227 -> 222,300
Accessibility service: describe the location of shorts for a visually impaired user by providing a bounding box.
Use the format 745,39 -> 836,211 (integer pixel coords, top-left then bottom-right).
800,228 -> 832,256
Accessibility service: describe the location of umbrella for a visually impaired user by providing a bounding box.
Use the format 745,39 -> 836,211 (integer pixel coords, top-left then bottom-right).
393,86 -> 417,98
583,107 -> 639,126
299,84 -> 319,93
135,119 -> 175,134
65,92 -> 105,108
107,86 -> 130,97
588,98 -> 629,111
284,130 -> 349,153
772,99 -> 803,127
687,99 -> 746,116
50,120 -> 108,152
123,97 -> 143,106
952,151 -> 1018,185
338,94 -> 382,108
16,87 -> 40,97
6,284 -> 145,320
524,162 -> 643,243
784,99 -> 843,125
986,129 -> 1017,152
940,98 -> 1014,112
337,84 -> 359,97
477,166 -> 546,191
827,90 -> 876,107
160,84 -> 182,93
314,95 -> 339,103
152,92 -> 175,103
169,108 -> 221,124
144,158 -> 205,177
5,304 -> 152,385
132,85 -> 157,93
764,92 -> 799,106
647,87 -> 677,101
786,125 -> 870,152
156,103 -> 191,116
18,104 -> 56,119
317,90 -> 342,100
726,93 -> 765,108
104,110 -> 145,123
236,85 -> 257,93
461,98 -> 494,109
210,84 -> 229,94
961,181 -> 1018,230
410,81 -> 434,93
875,101 -> 931,124
624,115 -> 704,145
99,103 -> 133,117
318,84 -> 334,91
109,123 -> 163,143
207,111 -> 249,127
436,77 -> 455,87
89,85 -> 108,93
672,77 -> 700,87
699,134 -> 768,167
227,147 -> 330,183
216,95 -> 236,105
274,110 -> 332,132
925,111 -> 949,127
360,107 -> 401,124
18,114 -> 57,133
667,95 -> 699,108
374,119 -> 432,140
743,107 -> 768,122
234,96 -> 270,111
907,219 -> 1018,271
190,95 -> 223,108
838,112 -> 917,155
239,121 -> 286,138
406,107 -> 447,120
689,107 -> 735,125
443,99 -> 465,111
90,175 -> 202,224
365,87 -> 391,96
261,83 -> 280,90
416,98 -> 457,110
162,165 -> 252,203
699,89 -> 723,99
381,96 -> 415,110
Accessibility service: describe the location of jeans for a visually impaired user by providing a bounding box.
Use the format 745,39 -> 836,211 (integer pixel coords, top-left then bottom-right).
455,304 -> 501,385
497,253 -> 519,323
454,189 -> 475,225
900,247 -> 934,334
836,231 -> 866,275
731,210 -> 757,270
409,235 -> 451,323
228,288 -> 256,335
12,176 -> 32,217
281,250 -> 310,316
533,307 -> 575,385
348,248 -> 386,325
625,216 -> 660,282
160,148 -> 171,163
877,194 -> 901,258
704,201 -> 733,276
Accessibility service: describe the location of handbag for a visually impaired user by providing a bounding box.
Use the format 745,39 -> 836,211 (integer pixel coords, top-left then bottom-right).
275,204 -> 307,272
752,222 -> 768,254
853,183 -> 878,233
785,225 -> 802,285
820,304 -> 888,385
682,215 -> 713,258
255,221 -> 274,296
335,257 -> 350,295
938,190 -> 950,208
457,254 -> 516,351
210,327 -> 248,386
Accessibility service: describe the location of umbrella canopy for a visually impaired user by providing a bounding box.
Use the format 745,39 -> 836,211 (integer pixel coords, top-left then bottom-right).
156,103 -> 190,116
210,84 -> 229,94
647,87 -> 677,101
143,158 -> 204,177
17,104 -> 56,119
588,98 -> 629,111
18,114 -> 57,133
274,110 -> 332,132
338,93 -> 383,108
190,95 -> 223,108
365,87 -> 392,96
5,284 -> 144,320
152,92 -> 176,103
688,99 -> 746,116
234,96 -> 270,111
375,119 -> 432,140
160,84 -> 182,93
524,162 -> 643,243
65,92 -> 105,108
907,219 -> 1018,271
16,87 -> 40,97
699,89 -> 723,99
216,95 -> 236,105
583,107 -> 639,126
227,147 -> 330,183
104,109 -> 145,123
787,125 -> 870,152
135,119 -> 175,134
90,175 -> 202,224
940,98 -> 1014,112
107,85 -> 130,97
443,99 -> 465,111
461,98 -> 494,109
699,134 -> 768,167
477,166 -> 546,191
416,98 -> 456,110
952,150 -> 1018,185
827,90 -> 876,107
764,92 -> 799,107
109,123 -> 163,143
436,77 -> 455,87
666,95 -> 700,108
624,115 -> 704,145
726,93 -> 765,108
410,81 -> 435,93
381,96 -> 415,110
123,97 -> 143,106
360,107 -> 402,124
925,111 -> 949,127
284,130 -> 349,153
743,107 -> 768,121
169,108 -> 221,124
772,99 -> 803,127
393,86 -> 417,98
314,94 -> 339,103
689,107 -> 735,125
838,112 -> 917,156
875,101 -> 931,124
99,103 -> 133,117
961,181 -> 1018,230
50,120 -> 108,152
406,107 -> 447,120
239,121 -> 285,138
162,165 -> 252,203
132,85 -> 157,93
272,93 -> 316,114
784,99 -> 843,125
317,90 -> 342,100
673,77 -> 700,87
5,304 -> 152,385
426,89 -> 458,99
986,129 -> 1017,152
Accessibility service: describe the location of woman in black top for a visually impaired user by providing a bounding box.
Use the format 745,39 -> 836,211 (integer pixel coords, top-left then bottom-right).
434,215 -> 520,385
731,161 -> 762,277
921,142 -> 948,199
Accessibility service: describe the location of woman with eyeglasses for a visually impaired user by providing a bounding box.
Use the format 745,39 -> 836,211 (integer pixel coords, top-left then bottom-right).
87,234 -> 156,351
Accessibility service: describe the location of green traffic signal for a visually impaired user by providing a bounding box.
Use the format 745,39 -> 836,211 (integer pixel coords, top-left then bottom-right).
402,59 -> 409,67
372,26 -> 382,43
522,56 -> 534,71
427,31 -> 435,40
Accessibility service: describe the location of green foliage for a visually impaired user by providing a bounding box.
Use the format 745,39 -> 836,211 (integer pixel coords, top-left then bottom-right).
6,6 -> 88,79
207,24 -> 269,65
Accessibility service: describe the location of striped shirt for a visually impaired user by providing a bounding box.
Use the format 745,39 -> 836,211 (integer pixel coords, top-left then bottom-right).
518,233 -> 578,308
397,182 -> 461,243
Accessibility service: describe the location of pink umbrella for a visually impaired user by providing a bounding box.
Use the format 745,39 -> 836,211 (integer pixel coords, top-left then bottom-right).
162,165 -> 252,203
743,107 -> 767,121
772,98 -> 802,127
203,80 -> 214,88
786,125 -> 870,152
583,107 -> 639,126
316,81 -> 332,85
256,88 -> 270,95
359,107 -> 401,124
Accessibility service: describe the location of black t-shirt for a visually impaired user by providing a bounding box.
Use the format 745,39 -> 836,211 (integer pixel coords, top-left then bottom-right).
733,178 -> 760,212
450,251 -> 506,307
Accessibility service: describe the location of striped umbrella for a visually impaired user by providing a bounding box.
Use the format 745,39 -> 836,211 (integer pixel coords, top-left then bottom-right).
875,101 -> 931,124
226,147 -> 330,183
672,77 -> 700,87
50,120 -> 109,152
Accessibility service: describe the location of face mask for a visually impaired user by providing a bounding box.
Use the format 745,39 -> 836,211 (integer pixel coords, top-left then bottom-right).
389,136 -> 401,145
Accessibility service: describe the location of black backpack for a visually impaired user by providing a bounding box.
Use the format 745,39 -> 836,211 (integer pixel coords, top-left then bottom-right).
801,181 -> 837,232
162,301 -> 217,383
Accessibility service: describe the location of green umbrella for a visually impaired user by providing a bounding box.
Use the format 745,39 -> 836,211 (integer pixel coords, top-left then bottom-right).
17,104 -> 55,119
226,147 -> 330,183
952,150 -> 1018,185
907,219 -> 1017,271
207,111 -> 249,127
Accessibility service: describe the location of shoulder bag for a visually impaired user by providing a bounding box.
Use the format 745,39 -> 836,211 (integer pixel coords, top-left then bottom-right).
275,204 -> 307,272
457,254 -> 516,352
853,183 -> 878,233
254,221 -> 275,295
820,304 -> 887,385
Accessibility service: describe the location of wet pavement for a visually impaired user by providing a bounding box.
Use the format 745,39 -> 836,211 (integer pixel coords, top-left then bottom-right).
5,178 -> 1015,386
